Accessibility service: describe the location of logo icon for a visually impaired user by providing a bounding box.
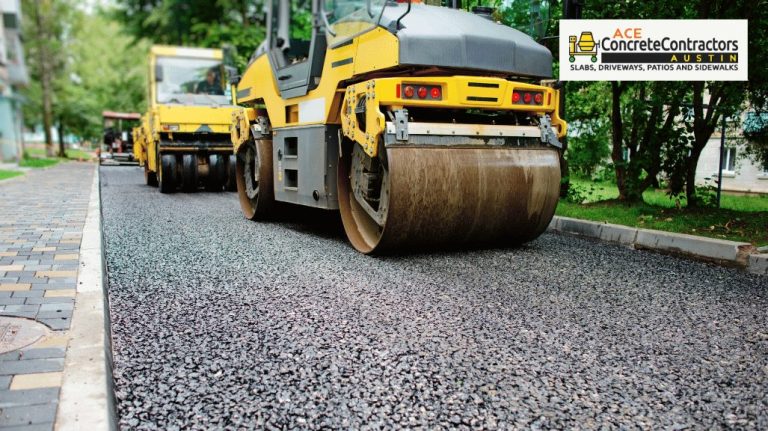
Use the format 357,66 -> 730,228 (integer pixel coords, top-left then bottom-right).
569,31 -> 598,63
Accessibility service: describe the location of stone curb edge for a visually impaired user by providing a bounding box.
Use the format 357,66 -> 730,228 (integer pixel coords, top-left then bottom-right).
548,216 -> 767,276
56,164 -> 117,430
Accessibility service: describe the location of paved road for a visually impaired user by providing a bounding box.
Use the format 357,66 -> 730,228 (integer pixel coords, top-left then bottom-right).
100,166 -> 768,430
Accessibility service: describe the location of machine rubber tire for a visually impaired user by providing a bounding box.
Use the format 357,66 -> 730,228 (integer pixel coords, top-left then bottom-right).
225,154 -> 237,191
158,153 -> 177,194
236,140 -> 275,220
181,154 -> 198,193
144,161 -> 158,187
206,154 -> 225,192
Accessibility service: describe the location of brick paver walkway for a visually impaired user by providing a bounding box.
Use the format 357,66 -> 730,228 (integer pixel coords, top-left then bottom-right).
0,162 -> 94,430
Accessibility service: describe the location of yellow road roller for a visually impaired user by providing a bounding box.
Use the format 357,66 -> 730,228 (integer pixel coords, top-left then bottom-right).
135,45 -> 240,193
230,0 -> 566,253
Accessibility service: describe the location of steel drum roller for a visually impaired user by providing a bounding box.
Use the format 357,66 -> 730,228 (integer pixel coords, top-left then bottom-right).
338,146 -> 561,254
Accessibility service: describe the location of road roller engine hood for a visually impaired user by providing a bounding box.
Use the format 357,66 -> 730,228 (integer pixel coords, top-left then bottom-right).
380,3 -> 553,79
155,104 -> 241,135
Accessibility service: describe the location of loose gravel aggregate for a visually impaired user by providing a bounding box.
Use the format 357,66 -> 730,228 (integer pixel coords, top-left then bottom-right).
100,166 -> 768,430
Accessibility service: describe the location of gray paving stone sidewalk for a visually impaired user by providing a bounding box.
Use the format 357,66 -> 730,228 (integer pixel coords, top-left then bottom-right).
0,162 -> 94,430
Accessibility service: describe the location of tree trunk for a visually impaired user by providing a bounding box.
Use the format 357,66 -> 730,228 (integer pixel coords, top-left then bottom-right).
14,100 -> 25,161
610,82 -> 628,200
241,0 -> 249,27
34,1 -> 54,157
686,81 -> 725,207
685,145 -> 704,207
650,176 -> 660,189
57,119 -> 66,158
41,74 -> 54,157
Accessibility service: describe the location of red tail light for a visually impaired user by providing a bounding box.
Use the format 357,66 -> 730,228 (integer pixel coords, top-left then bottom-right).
396,84 -> 401,98
401,83 -> 442,100
513,90 -> 544,105
547,92 -> 552,105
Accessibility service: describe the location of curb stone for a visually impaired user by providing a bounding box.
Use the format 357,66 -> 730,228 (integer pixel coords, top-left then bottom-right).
748,254 -> 768,275
55,164 -> 117,430
549,216 -> 763,275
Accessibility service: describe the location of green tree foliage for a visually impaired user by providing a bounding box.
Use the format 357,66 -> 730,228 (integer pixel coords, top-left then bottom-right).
114,0 -> 267,69
60,13 -> 149,140
564,82 -> 611,178
22,0 -> 71,155
495,0 -> 559,51
191,23 -> 265,72
573,0 -> 686,202
672,0 -> 768,207
22,3 -> 148,144
610,81 -> 687,201
116,0 -> 231,46
501,0 -> 768,206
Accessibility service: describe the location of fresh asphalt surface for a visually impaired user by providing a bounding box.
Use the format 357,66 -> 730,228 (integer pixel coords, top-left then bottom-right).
100,166 -> 768,430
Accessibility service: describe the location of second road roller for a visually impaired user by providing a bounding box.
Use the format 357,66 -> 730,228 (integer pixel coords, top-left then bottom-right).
230,0 -> 566,253
135,45 -> 240,193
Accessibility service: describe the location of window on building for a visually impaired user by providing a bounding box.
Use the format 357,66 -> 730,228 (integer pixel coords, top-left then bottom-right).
721,147 -> 737,172
3,13 -> 17,30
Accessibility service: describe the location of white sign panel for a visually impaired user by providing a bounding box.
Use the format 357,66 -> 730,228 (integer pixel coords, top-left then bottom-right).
298,98 -> 326,123
559,20 -> 748,81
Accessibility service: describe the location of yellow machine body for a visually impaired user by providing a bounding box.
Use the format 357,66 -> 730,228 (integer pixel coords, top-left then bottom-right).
232,1 -> 567,253
234,29 -> 565,155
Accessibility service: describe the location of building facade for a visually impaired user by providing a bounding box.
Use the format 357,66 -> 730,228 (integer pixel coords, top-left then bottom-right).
695,127 -> 768,195
0,0 -> 28,161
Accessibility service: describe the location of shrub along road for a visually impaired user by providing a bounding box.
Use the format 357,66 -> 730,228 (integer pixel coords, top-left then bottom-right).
100,166 -> 767,430
558,179 -> 768,246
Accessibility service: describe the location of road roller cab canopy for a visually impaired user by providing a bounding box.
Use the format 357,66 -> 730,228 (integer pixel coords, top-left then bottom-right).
102,111 -> 141,121
378,3 -> 552,78
259,0 -> 552,99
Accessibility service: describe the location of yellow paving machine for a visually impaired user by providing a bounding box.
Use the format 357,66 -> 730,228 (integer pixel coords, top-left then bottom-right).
101,111 -> 141,165
230,0 -> 566,253
134,46 -> 239,192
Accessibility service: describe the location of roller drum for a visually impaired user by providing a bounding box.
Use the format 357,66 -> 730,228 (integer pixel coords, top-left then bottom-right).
339,146 -> 561,254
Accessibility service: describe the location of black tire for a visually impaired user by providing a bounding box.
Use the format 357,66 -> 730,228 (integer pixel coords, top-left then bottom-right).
225,154 -> 237,192
206,154 -> 225,192
181,154 -> 198,192
158,153 -> 177,194
236,140 -> 275,220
